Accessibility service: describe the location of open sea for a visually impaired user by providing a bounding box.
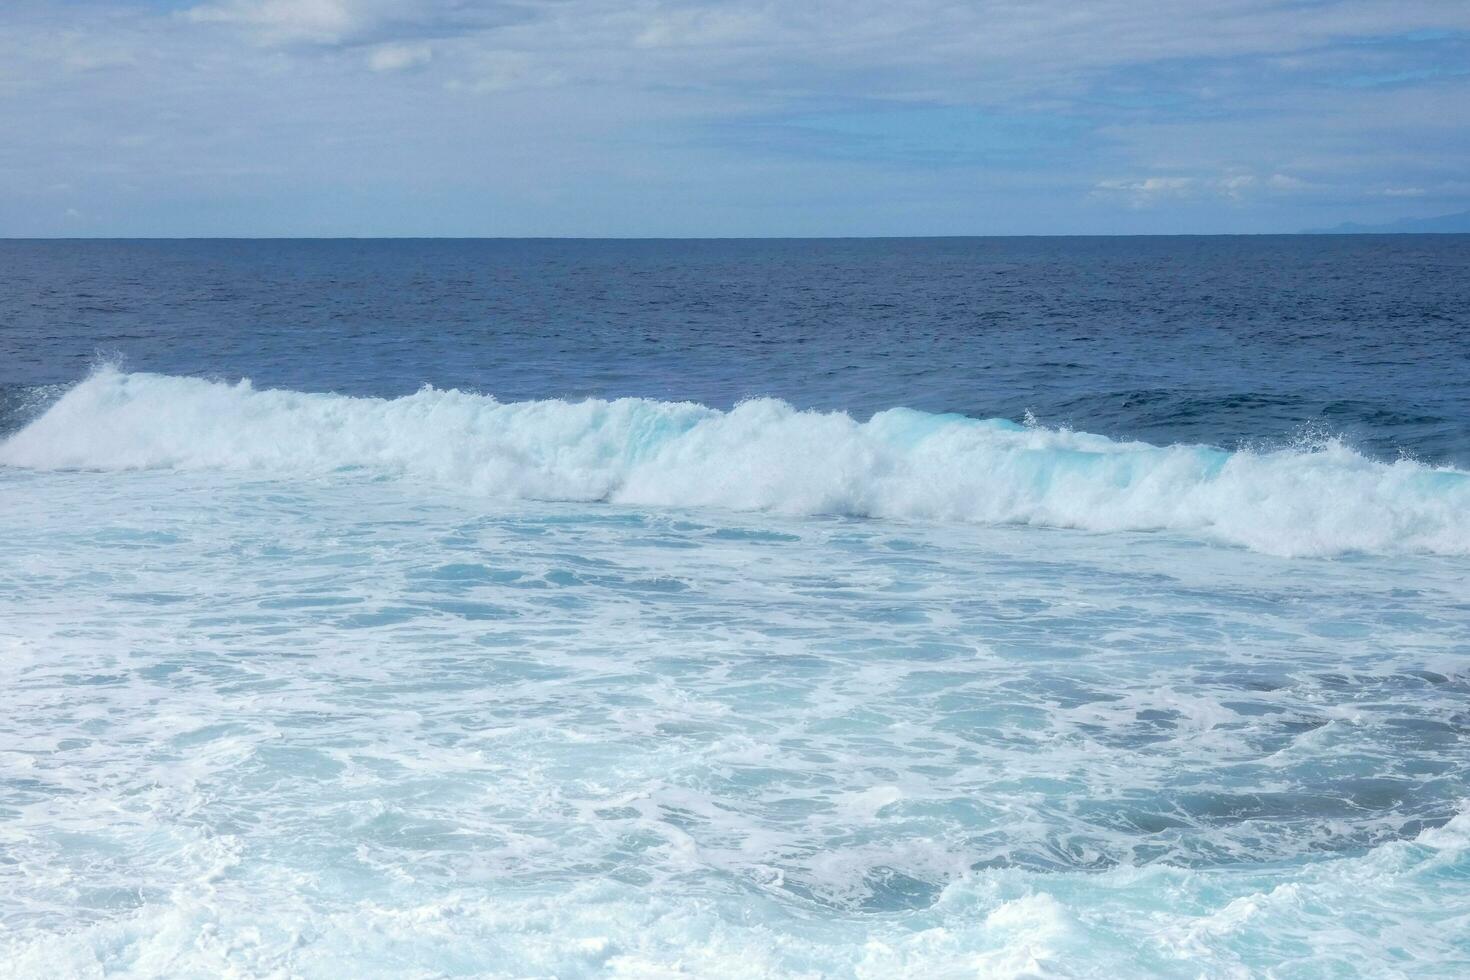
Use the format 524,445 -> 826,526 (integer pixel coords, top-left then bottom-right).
1,236 -> 1468,978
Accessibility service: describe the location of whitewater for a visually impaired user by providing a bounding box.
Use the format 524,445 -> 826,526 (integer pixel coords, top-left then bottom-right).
3,367 -> 1470,978
5,368 -> 1468,558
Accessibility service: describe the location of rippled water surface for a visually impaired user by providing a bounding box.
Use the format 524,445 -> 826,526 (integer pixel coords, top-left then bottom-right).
1,237 -> 1468,977
4,236 -> 1469,464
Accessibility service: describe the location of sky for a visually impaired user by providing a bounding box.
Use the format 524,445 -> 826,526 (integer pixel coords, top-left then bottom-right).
2,0 -> 1468,236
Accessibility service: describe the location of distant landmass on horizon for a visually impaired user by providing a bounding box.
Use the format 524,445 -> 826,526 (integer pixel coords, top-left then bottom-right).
1304,209 -> 1470,235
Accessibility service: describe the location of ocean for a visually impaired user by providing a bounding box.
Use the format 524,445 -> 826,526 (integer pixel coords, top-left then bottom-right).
1,236 -> 1467,978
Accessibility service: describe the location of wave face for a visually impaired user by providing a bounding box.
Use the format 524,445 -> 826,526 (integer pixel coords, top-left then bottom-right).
3,368 -> 1468,557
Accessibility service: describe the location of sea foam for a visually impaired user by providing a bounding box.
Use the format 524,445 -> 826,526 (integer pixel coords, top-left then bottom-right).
3,368 -> 1467,557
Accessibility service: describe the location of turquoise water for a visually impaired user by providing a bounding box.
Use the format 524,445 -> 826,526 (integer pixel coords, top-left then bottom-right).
1,238 -> 1468,977
3,374 -> 1469,977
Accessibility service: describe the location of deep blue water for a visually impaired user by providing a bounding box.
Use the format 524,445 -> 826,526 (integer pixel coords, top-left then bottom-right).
3,236 -> 1467,463
1,237 -> 1468,977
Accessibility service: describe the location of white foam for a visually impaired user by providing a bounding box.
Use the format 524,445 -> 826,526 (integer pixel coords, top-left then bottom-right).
3,368 -> 1467,557
2,453 -> 1467,978
4,813 -> 1467,978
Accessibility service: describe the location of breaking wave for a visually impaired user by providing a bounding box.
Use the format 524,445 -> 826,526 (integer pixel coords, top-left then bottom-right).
3,368 -> 1467,558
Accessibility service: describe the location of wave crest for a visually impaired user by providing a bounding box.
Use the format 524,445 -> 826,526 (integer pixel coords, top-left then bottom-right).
3,368 -> 1467,557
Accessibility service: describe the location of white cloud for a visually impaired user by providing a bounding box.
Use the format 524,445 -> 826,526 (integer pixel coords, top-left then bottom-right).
182,0 -> 519,47
186,0 -> 360,44
634,8 -> 769,49
368,41 -> 432,72
1094,172 -> 1316,206
1267,173 -> 1306,190
1219,174 -> 1257,198
0,0 -> 1466,234
171,0 -> 1470,75
1093,176 -> 1197,206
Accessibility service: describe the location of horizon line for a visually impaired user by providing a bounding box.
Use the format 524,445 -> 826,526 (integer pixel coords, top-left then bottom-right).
5,231 -> 1469,242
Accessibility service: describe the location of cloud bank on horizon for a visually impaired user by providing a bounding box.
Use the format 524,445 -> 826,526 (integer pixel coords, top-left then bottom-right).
2,0 -> 1468,235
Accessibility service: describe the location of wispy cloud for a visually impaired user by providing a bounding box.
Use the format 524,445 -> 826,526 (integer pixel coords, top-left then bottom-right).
0,0 -> 1466,234
367,41 -> 432,72
185,0 -> 362,44
1093,172 -> 1318,207
184,0 -> 525,47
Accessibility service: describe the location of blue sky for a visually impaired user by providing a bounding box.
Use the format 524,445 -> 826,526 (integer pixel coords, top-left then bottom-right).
2,0 -> 1468,236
